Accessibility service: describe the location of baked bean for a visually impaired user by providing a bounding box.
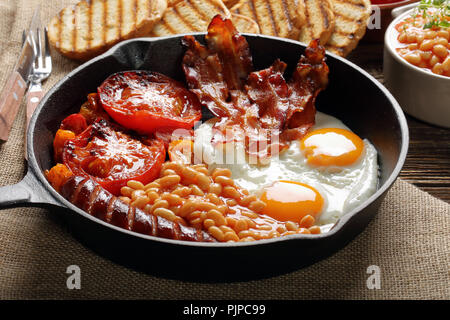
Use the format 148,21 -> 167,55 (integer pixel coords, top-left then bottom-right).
248,199 -> 266,213
435,37 -> 448,47
222,186 -> 241,200
437,30 -> 449,40
203,218 -> 215,229
217,205 -> 228,214
214,175 -> 234,187
187,210 -> 202,220
419,39 -> 434,51
190,218 -> 203,228
243,217 -> 256,229
268,230 -> 280,238
420,50 -> 432,61
432,63 -> 444,75
127,180 -> 144,190
407,32 -> 416,43
144,181 -> 160,190
224,231 -> 239,242
299,215 -> 315,228
151,199 -> 169,212
120,186 -> 133,197
161,162 -> 183,174
189,184 -> 205,196
131,196 -> 148,209
161,193 -> 183,206
238,230 -> 252,239
309,226 -> 321,234
219,225 -> 234,234
182,166 -> 198,180
433,44 -> 448,58
211,168 -> 232,179
443,56 -> 450,72
206,193 -> 223,205
158,175 -> 181,188
241,210 -> 259,219
430,54 -> 440,67
144,204 -> 152,213
172,186 -> 191,197
404,52 -> 421,65
208,226 -> 225,241
146,190 -> 160,204
161,168 -> 177,176
154,207 -> 177,221
206,209 -> 226,226
196,173 -> 211,191
240,195 -> 257,206
119,196 -> 131,204
286,221 -> 298,231
226,217 -> 237,228
234,219 -> 248,233
425,30 -> 437,39
226,199 -> 238,207
174,216 -> 187,226
179,201 -> 197,217
209,183 -> 222,195
277,225 -> 288,234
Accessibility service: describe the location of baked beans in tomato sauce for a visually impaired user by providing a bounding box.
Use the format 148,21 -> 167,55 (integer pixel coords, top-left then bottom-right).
395,11 -> 450,76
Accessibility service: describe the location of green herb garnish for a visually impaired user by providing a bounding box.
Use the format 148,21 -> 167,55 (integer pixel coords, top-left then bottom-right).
413,0 -> 450,29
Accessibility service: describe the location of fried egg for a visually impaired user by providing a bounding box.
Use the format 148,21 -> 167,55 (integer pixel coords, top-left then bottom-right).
194,112 -> 379,229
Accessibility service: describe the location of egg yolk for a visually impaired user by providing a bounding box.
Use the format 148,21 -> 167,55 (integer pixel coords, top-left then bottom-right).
300,128 -> 364,167
260,180 -> 324,223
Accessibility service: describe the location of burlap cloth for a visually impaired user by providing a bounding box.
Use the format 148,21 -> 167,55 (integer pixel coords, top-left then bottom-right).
0,0 -> 449,300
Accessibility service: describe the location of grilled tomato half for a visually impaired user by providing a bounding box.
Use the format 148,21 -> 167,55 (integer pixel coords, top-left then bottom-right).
98,71 -> 202,134
62,119 -> 165,195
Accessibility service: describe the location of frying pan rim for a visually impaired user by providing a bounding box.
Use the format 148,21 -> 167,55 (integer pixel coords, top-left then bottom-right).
27,33 -> 409,248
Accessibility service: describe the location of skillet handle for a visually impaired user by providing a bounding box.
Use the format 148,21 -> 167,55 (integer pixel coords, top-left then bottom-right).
0,167 -> 62,209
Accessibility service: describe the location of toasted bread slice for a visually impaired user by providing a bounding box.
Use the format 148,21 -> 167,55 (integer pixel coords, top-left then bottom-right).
150,0 -> 231,37
231,13 -> 260,34
223,0 -> 241,8
47,0 -> 168,61
298,0 -> 335,45
232,0 -> 306,40
325,0 -> 371,56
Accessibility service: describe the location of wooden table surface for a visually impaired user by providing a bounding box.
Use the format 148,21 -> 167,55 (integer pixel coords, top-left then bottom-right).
348,43 -> 450,203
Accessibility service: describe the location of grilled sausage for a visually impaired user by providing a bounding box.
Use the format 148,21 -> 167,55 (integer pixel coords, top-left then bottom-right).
60,176 -> 216,242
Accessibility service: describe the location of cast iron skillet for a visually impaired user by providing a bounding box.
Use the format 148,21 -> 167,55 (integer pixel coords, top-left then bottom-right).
0,34 -> 409,282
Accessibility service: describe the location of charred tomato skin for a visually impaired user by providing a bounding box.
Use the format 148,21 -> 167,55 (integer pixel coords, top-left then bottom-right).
98,71 -> 202,134
62,119 -> 166,196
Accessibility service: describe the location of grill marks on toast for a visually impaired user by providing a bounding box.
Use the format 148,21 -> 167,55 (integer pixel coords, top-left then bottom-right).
298,0 -> 334,45
325,0 -> 371,56
48,0 -> 167,61
151,0 -> 230,36
231,13 -> 260,34
232,0 -> 305,39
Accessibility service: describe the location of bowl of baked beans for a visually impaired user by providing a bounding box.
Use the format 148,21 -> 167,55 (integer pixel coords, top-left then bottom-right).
383,0 -> 450,128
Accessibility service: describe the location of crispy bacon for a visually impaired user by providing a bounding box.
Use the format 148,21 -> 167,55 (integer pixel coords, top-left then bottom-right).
182,15 -> 329,162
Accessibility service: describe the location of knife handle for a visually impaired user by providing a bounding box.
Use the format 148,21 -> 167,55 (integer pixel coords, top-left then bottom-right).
0,70 -> 27,142
24,84 -> 44,159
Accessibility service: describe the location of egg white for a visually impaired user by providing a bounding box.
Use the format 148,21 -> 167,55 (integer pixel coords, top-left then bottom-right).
193,112 -> 379,229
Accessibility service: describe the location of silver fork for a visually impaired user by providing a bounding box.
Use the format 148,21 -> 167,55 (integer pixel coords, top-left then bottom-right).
25,27 -> 52,158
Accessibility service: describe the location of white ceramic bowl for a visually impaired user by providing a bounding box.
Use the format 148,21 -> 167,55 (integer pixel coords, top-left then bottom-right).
383,7 -> 450,128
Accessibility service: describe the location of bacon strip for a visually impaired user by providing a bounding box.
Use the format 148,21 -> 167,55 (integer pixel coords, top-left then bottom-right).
182,15 -> 329,161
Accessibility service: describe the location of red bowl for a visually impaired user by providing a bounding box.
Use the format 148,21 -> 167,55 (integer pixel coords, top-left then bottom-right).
363,0 -> 417,43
